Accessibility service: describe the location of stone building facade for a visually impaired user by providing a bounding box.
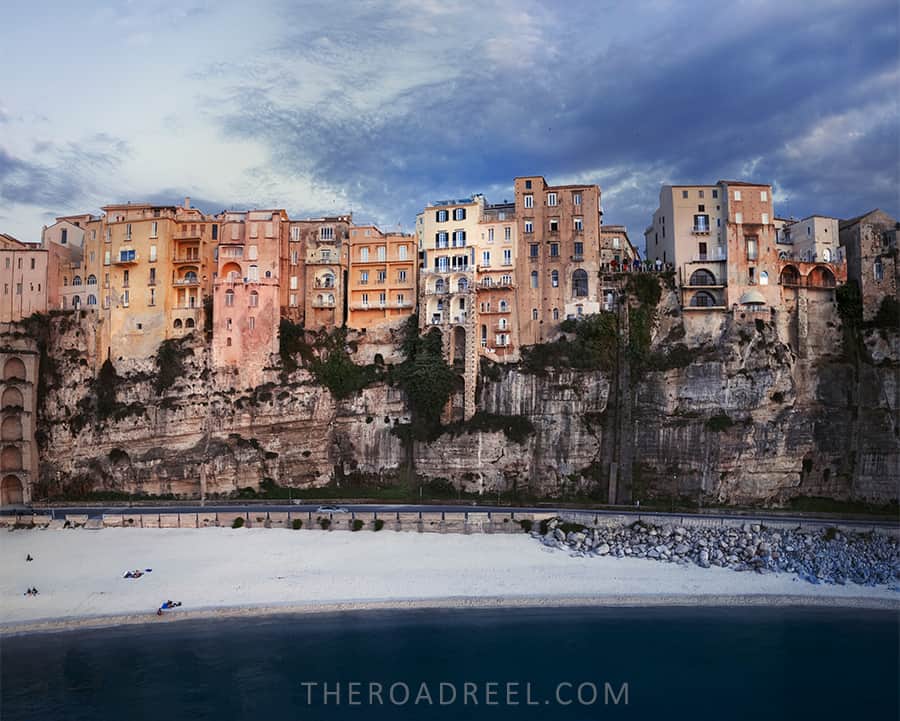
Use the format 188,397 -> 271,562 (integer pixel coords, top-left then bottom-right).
0,235 -> 48,323
839,209 -> 898,322
0,337 -> 39,505
298,216 -> 353,331
346,225 -> 417,330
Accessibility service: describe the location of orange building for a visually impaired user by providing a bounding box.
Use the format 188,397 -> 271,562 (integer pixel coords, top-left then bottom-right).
300,215 -> 353,330
475,202 -> 519,361
346,225 -> 417,330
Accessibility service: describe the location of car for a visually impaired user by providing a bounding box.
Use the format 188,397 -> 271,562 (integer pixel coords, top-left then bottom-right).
316,505 -> 350,513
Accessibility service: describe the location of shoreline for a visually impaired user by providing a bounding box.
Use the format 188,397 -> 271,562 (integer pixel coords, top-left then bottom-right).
5,593 -> 899,637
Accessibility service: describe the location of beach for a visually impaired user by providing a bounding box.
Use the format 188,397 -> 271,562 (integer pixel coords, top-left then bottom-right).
1,527 -> 897,634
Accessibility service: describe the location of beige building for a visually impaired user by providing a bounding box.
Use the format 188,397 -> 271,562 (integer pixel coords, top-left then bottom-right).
474,202 -> 519,361
297,215 -> 353,330
840,209 -> 898,322
0,234 -> 48,322
0,342 -> 39,505
778,215 -> 840,263
346,225 -> 417,330
514,177 -> 604,345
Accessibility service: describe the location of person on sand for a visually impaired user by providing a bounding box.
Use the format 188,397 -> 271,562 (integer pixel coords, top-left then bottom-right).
26,554 -> 33,562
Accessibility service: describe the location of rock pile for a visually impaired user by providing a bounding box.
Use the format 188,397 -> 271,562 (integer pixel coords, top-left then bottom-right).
535,519 -> 900,586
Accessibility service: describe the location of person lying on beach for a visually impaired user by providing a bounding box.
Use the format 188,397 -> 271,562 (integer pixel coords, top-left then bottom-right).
123,570 -> 144,579
26,554 -> 33,562
23,587 -> 38,596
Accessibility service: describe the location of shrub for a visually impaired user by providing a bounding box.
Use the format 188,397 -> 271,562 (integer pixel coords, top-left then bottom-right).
521,312 -> 618,373
352,519 -> 364,532
836,281 -> 863,327
539,518 -> 551,535
292,518 -> 303,530
232,517 -> 245,529
373,518 -> 385,531
95,358 -> 120,419
393,326 -> 457,435
154,339 -> 190,394
627,273 -> 662,308
518,519 -> 533,533
318,517 -> 331,530
871,296 -> 900,330
440,412 -> 535,445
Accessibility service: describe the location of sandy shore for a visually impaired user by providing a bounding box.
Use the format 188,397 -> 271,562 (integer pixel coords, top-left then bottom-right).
2,527 -> 897,635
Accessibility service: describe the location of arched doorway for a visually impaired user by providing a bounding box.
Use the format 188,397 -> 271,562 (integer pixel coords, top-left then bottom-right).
1,446 -> 22,471
1,387 -> 23,409
1,475 -> 23,505
3,357 -> 26,381
780,265 -> 800,286
1,416 -> 22,441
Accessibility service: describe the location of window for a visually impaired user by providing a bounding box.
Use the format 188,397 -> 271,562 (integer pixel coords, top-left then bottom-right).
823,248 -> 832,262
500,274 -> 511,285
290,276 -> 298,290
60,228 -> 68,244
574,242 -> 584,258
289,294 -> 297,307
436,209 -> 449,222
320,226 -> 334,241
482,251 -> 491,267
226,337 -> 232,347
148,288 -> 154,306
119,249 -> 135,263
377,270 -> 386,283
525,180 -> 532,189
551,270 -> 559,287
225,290 -> 234,307
746,236 -> 758,260
436,232 -> 449,248
572,269 -> 588,297
378,292 -> 386,305
529,244 -> 539,258
761,213 -> 769,225
150,221 -> 158,238
531,271 -> 539,288
377,246 -> 386,261
248,245 -> 258,261
733,190 -> 742,201
532,308 -> 539,320
398,245 -> 408,260
149,245 -> 157,262
212,225 -> 218,240
553,308 -> 559,320
760,191 -> 768,201
361,293 -> 369,306
125,223 -> 132,240
248,291 -> 259,307
550,243 -> 560,257
712,189 -> 718,199
360,271 -> 369,284
452,230 -> 466,247
524,194 -> 534,209
549,218 -> 559,233
760,271 -> 769,286
612,237 -> 620,249
735,212 -> 743,224
874,258 -> 884,281
148,268 -> 156,285
503,249 -> 512,265
574,217 -> 583,232
122,290 -> 129,307
499,300 -> 508,312
397,293 -> 405,305
524,220 -> 533,234
573,193 -> 582,206
488,228 -> 494,243
453,208 -> 466,221
547,192 -> 558,206
693,214 -> 710,232
249,317 -> 255,330
291,250 -> 299,265
360,247 -> 369,261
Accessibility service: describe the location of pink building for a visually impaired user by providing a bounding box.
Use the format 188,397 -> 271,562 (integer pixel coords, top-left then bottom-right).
0,234 -> 48,322
211,210 -> 285,388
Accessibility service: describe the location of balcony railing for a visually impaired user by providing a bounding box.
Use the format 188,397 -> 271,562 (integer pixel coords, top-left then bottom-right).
173,278 -> 200,287
175,230 -> 202,239
692,226 -> 710,234
312,300 -> 336,308
113,254 -> 138,265
173,256 -> 201,264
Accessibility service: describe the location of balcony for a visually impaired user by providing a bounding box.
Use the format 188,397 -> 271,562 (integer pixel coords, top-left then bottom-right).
692,226 -> 711,235
113,253 -> 138,265
312,299 -> 336,308
571,254 -> 584,262
494,323 -> 510,332
173,278 -> 200,287
173,255 -> 201,265
314,281 -> 336,289
175,230 -> 202,240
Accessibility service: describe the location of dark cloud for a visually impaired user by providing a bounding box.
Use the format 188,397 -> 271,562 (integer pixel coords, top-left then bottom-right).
216,0 -> 899,249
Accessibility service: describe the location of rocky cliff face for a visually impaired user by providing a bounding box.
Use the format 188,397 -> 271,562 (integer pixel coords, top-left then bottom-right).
23,283 -> 900,506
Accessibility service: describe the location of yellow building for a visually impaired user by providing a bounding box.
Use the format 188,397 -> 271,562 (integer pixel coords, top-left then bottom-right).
346,225 -> 417,330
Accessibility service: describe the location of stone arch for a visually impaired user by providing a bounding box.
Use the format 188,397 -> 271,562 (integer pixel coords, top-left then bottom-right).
173,318 -> 183,329
87,274 -> 97,285
87,294 -> 97,306
1,416 -> 22,441
434,277 -> 446,294
73,275 -> 82,286
1,387 -> 23,409
457,277 -> 468,293
185,318 -> 195,328
780,265 -> 800,286
689,268 -> 716,286
1,446 -> 22,471
3,357 -> 26,381
690,291 -> 717,307
808,265 -> 836,288
221,262 -> 242,281
1,475 -> 23,505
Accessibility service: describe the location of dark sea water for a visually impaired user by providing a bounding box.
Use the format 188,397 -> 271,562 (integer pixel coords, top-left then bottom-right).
1,606 -> 897,721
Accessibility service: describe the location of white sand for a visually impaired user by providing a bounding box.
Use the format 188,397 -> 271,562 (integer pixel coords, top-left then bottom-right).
1,528 -> 897,634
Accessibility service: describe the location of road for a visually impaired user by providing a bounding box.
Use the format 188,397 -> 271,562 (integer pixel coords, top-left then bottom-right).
3,503 -> 898,528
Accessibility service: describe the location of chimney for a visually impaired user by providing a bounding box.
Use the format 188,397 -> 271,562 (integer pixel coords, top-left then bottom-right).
184,196 -> 191,209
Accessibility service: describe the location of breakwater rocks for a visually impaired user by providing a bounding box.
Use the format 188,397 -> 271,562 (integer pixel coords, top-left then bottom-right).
535,518 -> 900,587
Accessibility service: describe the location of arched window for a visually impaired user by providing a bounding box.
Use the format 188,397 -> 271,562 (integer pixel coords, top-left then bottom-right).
221,262 -> 242,281
435,278 -> 445,293
532,308 -> 538,320
327,293 -> 335,304
551,270 -> 559,287
173,319 -> 183,329
689,269 -> 716,286
185,318 -> 195,328
73,275 -> 82,286
499,300 -> 508,311
530,271 -> 538,288
572,269 -> 588,297
225,289 -> 235,307
759,271 -> 769,286
780,266 -> 800,286
576,304 -> 584,317
72,295 -> 81,309
3,358 -> 26,380
249,291 -> 259,307
690,291 -> 716,307
499,318 -> 508,330
553,308 -> 559,320
457,277 -> 468,292
184,271 -> 198,283
809,266 -> 836,288
320,273 -> 335,288
265,270 -> 272,278
1,387 -> 23,408
226,337 -> 232,347
822,248 -> 832,262
87,274 -> 97,285
317,294 -> 324,305
87,294 -> 97,305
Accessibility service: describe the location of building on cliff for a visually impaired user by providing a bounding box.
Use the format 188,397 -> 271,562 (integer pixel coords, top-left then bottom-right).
777,215 -> 841,263
475,201 -> 519,363
41,215 -> 99,313
839,209 -> 898,322
346,225 -> 417,331
0,336 -> 39,505
0,234 -> 48,323
298,216 -> 353,331
514,177 -> 604,346
212,210 -> 285,388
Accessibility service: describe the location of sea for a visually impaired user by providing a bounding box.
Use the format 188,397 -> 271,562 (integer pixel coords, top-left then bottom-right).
1,606 -> 897,721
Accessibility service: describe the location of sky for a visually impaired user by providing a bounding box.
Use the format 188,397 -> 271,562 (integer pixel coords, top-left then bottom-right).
0,0 -> 897,251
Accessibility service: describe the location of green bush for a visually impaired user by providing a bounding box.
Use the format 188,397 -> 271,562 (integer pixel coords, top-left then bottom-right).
393,325 -> 457,435
318,517 -> 331,530
518,519 -> 533,533
871,296 -> 900,330
373,518 -> 385,531
836,281 -> 863,327
352,519 -> 364,532
96,358 -> 120,419
521,312 -> 618,373
705,414 -> 734,432
440,412 -> 535,445
232,517 -> 245,529
539,518 -> 551,535
292,518 -> 303,530
627,273 -> 662,307
154,339 -> 191,394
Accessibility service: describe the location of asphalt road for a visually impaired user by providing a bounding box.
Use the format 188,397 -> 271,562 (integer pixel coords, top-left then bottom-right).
3,503 -> 898,528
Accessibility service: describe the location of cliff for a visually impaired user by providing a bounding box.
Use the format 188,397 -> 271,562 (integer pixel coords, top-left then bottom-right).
20,280 -> 900,506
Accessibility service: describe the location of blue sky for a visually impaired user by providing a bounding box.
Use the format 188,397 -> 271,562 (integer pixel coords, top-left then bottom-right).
1,0 -> 897,250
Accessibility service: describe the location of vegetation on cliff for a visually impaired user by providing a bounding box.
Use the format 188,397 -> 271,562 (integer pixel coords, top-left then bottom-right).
154,338 -> 193,395
520,312 -> 618,374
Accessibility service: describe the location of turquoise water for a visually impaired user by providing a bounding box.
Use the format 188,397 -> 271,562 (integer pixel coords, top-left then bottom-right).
1,607 -> 897,720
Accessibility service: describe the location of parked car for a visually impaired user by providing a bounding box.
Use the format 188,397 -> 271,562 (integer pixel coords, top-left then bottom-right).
316,505 -> 349,513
